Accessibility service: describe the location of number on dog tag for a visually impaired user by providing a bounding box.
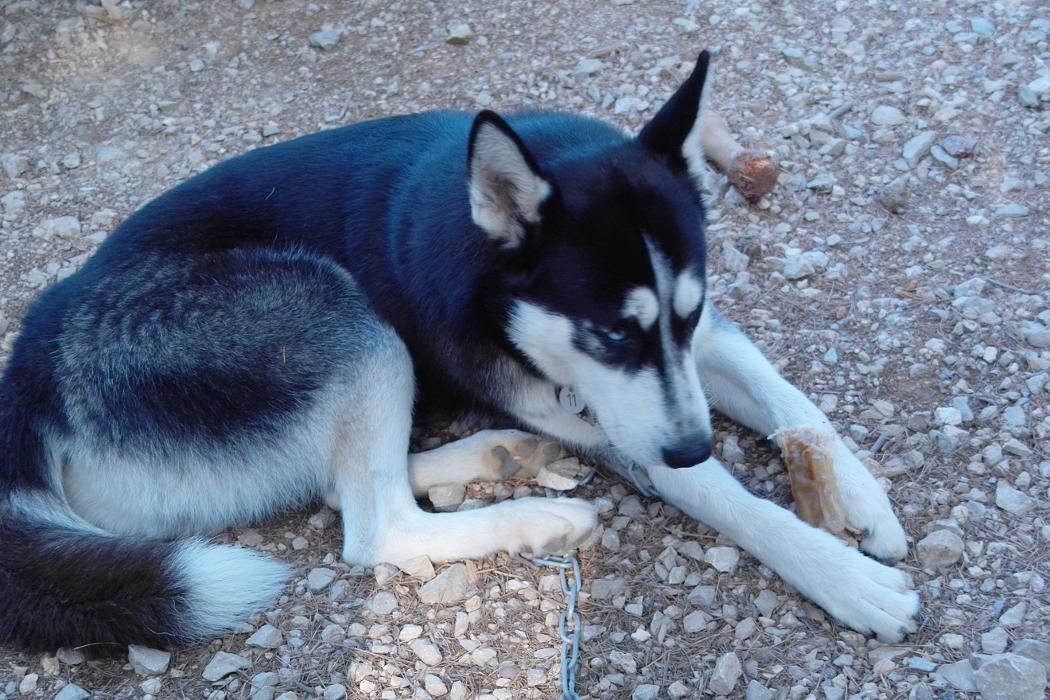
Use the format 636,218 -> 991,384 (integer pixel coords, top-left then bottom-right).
558,386 -> 586,415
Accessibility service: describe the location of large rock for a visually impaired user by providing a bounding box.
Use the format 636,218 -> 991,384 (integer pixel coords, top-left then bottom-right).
1013,639 -> 1050,671
972,653 -> 1047,700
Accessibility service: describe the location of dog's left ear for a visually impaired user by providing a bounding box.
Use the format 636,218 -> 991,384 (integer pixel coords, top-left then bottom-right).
638,50 -> 711,185
468,111 -> 552,248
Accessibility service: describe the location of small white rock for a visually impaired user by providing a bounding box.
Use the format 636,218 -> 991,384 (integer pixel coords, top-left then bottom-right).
307,567 -> 337,592
446,22 -> 474,45
128,645 -> 171,675
409,639 -> 443,666
369,591 -> 398,615
424,674 -> 449,696
705,545 -> 740,573
55,683 -> 90,700
246,624 -> 283,649
201,651 -> 250,681
709,652 -> 742,694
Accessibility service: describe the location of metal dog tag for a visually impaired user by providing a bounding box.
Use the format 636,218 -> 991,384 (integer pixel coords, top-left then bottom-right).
557,386 -> 586,415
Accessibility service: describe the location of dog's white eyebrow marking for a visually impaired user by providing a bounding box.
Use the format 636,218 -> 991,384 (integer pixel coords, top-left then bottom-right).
622,287 -> 659,330
673,272 -> 704,318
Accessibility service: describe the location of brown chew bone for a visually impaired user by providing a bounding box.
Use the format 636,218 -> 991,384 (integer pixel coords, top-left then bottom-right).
775,426 -> 846,534
699,109 -> 777,202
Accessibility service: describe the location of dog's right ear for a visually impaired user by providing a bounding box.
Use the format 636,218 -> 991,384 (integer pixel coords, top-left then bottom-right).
468,111 -> 552,249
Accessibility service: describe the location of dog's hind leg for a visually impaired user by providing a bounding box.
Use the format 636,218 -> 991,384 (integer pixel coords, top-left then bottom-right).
329,342 -> 597,566
693,304 -> 908,562
406,430 -> 562,497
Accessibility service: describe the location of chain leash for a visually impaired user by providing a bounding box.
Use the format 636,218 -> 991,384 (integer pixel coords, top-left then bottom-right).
531,554 -> 583,700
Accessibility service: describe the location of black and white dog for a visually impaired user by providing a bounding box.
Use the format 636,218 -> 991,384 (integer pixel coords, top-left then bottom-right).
0,52 -> 918,651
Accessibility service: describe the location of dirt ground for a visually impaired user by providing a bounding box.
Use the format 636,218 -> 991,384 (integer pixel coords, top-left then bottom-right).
0,1 -> 1048,699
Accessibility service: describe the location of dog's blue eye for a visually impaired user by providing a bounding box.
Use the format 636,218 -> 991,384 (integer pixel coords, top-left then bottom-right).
603,328 -> 628,343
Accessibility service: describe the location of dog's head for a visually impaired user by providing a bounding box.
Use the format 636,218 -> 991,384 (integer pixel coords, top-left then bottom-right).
470,52 -> 715,469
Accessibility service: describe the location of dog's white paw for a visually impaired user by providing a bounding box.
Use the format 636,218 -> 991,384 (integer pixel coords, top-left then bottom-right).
783,527 -> 919,642
508,497 -> 598,555
832,445 -> 908,561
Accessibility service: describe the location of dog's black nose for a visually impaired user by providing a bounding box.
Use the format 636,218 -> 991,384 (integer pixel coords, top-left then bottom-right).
661,433 -> 712,468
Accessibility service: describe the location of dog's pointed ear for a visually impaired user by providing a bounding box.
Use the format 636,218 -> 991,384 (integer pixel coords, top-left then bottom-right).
468,111 -> 552,248
637,50 -> 711,184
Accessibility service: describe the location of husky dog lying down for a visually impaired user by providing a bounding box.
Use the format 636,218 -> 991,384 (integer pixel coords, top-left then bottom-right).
0,51 -> 918,650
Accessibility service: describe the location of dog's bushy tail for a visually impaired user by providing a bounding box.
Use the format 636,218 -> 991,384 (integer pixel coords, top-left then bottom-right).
0,488 -> 289,651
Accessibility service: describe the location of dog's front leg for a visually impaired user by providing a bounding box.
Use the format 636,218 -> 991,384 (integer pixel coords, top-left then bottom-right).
694,305 -> 908,561
647,460 -> 918,642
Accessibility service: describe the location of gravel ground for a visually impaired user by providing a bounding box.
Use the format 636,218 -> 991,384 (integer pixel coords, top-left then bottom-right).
1,1 -> 1048,699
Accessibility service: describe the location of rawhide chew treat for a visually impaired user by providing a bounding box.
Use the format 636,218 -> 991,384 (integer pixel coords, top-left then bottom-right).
775,426 -> 846,533
698,109 -> 777,202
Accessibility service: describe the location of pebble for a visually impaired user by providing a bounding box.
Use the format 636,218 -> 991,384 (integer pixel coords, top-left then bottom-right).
999,601 -> 1027,627
425,674 -> 449,696
705,545 -> 740,573
993,203 -> 1029,218
917,529 -> 964,568
18,674 -> 38,694
782,250 -> 829,279
307,567 -> 337,592
44,216 -> 81,239
981,627 -> 1009,654
709,651 -> 742,694
536,457 -> 586,490
745,680 -> 774,700
901,131 -> 936,168
428,483 -> 466,511
308,28 -> 343,50
396,554 -> 436,580
1,152 -> 30,179
574,58 -> 603,78
418,562 -> 471,604
399,623 -> 423,641
591,577 -> 627,600
446,22 -> 474,45
930,144 -> 959,168
409,639 -> 444,666
128,645 -> 171,675
877,176 -> 909,213
246,623 -> 283,648
54,684 -> 90,700
369,590 -> 398,615
995,482 -> 1033,516
936,659 -> 976,692
632,684 -> 659,699
56,647 -> 86,665
871,105 -> 906,126
201,651 -> 250,681
308,508 -> 335,529
682,610 -> 709,633
139,678 -> 161,695
973,653 -> 1047,700
939,134 -> 976,157
323,684 -> 346,700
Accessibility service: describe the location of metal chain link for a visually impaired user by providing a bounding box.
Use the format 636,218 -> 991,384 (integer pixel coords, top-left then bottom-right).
531,553 -> 583,700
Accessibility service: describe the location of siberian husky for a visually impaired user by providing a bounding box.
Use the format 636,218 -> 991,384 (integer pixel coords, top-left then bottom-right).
0,52 -> 918,650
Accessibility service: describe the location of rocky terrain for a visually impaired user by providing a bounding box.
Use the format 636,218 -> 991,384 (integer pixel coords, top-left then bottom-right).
0,0 -> 1047,698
